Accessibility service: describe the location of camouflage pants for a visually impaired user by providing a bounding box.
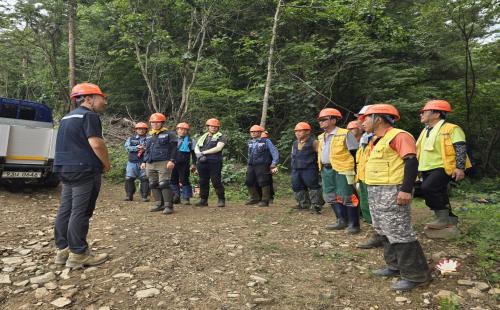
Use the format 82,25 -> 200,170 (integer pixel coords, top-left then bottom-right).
367,185 -> 417,244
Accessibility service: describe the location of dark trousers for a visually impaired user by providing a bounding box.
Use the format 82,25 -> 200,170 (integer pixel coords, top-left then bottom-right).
54,174 -> 101,254
421,168 -> 451,211
245,164 -> 272,187
291,168 -> 320,191
197,161 -> 224,200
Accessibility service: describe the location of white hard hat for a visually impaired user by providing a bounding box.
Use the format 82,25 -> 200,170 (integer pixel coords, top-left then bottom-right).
357,105 -> 373,115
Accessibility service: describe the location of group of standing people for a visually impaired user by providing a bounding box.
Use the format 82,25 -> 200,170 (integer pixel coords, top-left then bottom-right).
52,83 -> 470,293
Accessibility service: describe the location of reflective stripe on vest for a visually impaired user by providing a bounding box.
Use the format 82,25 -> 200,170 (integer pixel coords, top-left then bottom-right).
364,128 -> 409,185
317,127 -> 354,172
416,123 -> 472,176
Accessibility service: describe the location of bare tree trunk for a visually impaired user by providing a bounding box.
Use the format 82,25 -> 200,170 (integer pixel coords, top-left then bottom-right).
68,0 -> 77,109
260,0 -> 282,128
134,42 -> 159,112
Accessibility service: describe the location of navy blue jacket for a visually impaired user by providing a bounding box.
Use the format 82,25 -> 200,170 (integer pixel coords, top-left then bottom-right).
143,130 -> 178,163
291,138 -> 317,170
247,138 -> 279,166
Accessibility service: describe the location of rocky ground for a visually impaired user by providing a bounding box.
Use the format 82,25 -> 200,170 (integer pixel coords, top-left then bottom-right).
0,182 -> 498,309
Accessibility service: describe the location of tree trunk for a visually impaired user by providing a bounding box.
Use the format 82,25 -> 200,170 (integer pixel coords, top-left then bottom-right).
260,0 -> 282,128
68,0 -> 77,109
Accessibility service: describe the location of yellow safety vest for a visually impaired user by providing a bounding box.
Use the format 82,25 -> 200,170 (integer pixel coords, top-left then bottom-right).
365,128 -> 413,185
416,122 -> 472,176
317,127 -> 355,172
355,146 -> 370,182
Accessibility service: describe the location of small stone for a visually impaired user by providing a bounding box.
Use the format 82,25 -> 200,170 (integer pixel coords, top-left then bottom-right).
467,288 -> 485,299
109,287 -> 116,294
35,287 -> 49,299
60,269 -> 71,280
457,279 -> 475,286
320,242 -> 333,249
253,297 -> 273,304
51,297 -> 72,308
60,285 -> 75,290
98,307 -> 111,310
431,251 -> 447,262
247,281 -> 256,287
423,298 -> 430,305
395,297 -> 408,303
0,274 -> 12,284
249,275 -> 268,283
84,267 -> 98,273
189,297 -> 200,301
227,293 -> 239,298
489,288 -> 500,295
474,282 -> 490,292
30,271 -> 56,284
112,273 -> 133,278
44,282 -> 58,290
2,257 -> 24,265
63,288 -> 78,298
14,280 -> 29,287
135,288 -> 160,299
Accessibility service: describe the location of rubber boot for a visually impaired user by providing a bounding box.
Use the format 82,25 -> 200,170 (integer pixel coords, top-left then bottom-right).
425,210 -> 449,229
150,188 -> 164,212
124,178 -> 136,201
391,241 -> 431,291
196,199 -> 208,207
161,187 -> 174,214
424,225 -> 460,239
258,185 -> 271,207
308,189 -> 323,214
217,199 -> 226,208
139,178 -> 150,202
246,186 -> 260,205
293,191 -> 310,210
325,203 -> 347,230
346,206 -> 360,234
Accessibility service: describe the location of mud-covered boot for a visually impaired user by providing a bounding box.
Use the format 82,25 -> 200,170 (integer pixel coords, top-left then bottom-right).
124,178 -> 136,201
246,186 -> 260,205
425,209 -> 450,229
346,206 -> 361,234
163,203 -> 174,215
150,188 -> 164,212
65,249 -> 108,269
258,186 -> 271,207
293,191 -> 310,210
217,199 -> 226,208
309,189 -> 323,214
139,178 -> 150,202
54,247 -> 69,265
325,203 -> 347,230
357,232 -> 384,249
195,199 -> 208,207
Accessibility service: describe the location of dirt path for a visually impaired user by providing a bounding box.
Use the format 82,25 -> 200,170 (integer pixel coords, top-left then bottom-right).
0,182 -> 497,309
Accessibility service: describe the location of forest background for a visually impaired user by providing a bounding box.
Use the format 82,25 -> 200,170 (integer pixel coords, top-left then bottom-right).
0,0 -> 498,176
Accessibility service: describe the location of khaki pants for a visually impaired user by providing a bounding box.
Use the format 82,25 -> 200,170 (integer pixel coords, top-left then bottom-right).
145,161 -> 172,185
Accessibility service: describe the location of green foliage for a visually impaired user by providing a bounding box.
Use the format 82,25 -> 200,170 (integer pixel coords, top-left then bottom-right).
453,178 -> 500,284
438,297 -> 460,310
104,146 -> 128,183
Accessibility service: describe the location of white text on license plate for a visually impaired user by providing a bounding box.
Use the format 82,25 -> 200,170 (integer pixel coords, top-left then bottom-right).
1,171 -> 42,178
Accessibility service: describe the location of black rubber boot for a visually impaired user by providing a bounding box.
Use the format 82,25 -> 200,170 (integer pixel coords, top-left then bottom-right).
124,178 -> 136,201
217,199 -> 226,208
195,199 -> 208,207
309,189 -> 323,214
246,186 -> 260,205
325,203 -> 347,230
150,188 -> 164,212
258,185 -> 271,207
346,206 -> 360,234
161,187 -> 173,207
139,178 -> 149,202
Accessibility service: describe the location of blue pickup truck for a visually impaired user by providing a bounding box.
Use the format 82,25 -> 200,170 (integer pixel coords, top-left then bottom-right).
0,97 -> 59,187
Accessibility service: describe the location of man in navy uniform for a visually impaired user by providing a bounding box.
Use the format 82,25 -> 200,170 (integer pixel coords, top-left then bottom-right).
53,82 -> 110,268
124,122 -> 149,202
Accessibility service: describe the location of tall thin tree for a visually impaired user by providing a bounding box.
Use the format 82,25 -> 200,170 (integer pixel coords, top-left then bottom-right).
260,0 -> 282,128
68,0 -> 77,108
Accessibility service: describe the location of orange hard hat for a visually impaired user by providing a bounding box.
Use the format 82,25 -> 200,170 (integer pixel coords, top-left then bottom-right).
149,112 -> 167,122
318,108 -> 342,119
294,122 -> 312,131
176,122 -> 190,130
134,122 -> 148,129
261,131 -> 269,138
359,103 -> 400,122
70,83 -> 106,99
347,121 -> 359,130
250,125 -> 265,132
205,118 -> 220,127
420,100 -> 452,113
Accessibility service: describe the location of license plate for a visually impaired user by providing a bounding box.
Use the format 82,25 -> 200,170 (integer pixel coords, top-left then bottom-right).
1,171 -> 42,178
